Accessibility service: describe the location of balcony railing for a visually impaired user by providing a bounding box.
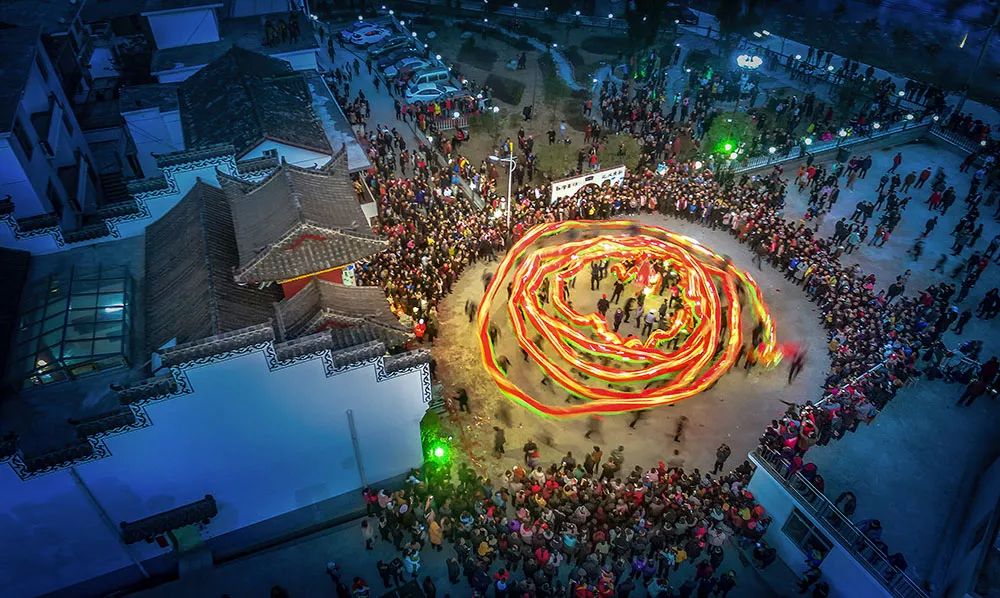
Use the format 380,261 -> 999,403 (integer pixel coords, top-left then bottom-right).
750,446 -> 928,598
733,117 -> 932,173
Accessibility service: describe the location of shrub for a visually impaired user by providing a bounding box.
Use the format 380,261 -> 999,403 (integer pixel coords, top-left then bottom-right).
579,35 -> 631,56
458,38 -> 499,70
518,21 -> 553,45
486,73 -> 526,105
538,53 -> 569,103
482,27 -> 532,51
563,45 -> 589,76
702,112 -> 756,159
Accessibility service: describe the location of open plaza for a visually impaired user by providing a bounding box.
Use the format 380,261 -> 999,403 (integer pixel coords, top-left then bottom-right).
0,1 -> 998,598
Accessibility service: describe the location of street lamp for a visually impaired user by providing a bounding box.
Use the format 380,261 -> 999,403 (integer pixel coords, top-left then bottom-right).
872,122 -> 881,130
736,54 -> 762,69
768,146 -> 776,154
358,15 -> 363,20
905,113 -> 914,120
803,137 -> 813,145
489,154 -> 517,236
453,111 -> 460,119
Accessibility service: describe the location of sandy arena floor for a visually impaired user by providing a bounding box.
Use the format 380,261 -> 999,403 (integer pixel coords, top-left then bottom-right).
432,211 -> 832,478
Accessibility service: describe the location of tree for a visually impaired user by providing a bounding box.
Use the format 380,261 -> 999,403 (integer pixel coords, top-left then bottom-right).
625,0 -> 664,50
716,0 -> 762,39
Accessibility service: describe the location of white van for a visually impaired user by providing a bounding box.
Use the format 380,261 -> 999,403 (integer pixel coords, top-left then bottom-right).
408,67 -> 451,87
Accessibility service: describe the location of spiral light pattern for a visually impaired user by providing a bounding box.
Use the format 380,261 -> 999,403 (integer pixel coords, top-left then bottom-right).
477,221 -> 781,417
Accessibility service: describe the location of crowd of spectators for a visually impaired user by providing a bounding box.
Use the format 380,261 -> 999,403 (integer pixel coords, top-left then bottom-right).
333,19 -> 1000,594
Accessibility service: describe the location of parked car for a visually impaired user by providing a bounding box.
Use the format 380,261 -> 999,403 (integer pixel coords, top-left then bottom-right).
408,66 -> 451,87
377,47 -> 422,70
385,56 -> 432,80
351,27 -> 391,46
369,36 -> 413,59
404,82 -> 459,104
340,21 -> 373,41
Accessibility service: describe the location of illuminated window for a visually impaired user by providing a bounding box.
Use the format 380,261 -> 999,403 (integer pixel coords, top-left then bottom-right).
12,265 -> 132,388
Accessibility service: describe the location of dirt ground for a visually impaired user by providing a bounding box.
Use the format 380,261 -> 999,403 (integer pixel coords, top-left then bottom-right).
431,212 -> 832,479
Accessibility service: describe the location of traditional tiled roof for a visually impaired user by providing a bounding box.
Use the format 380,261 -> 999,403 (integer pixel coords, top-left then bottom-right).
119,495 -> 218,544
144,181 -> 283,354
177,46 -> 331,156
224,153 -> 386,284
274,279 -> 409,348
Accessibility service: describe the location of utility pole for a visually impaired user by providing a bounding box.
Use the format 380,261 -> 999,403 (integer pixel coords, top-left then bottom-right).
954,9 -> 999,116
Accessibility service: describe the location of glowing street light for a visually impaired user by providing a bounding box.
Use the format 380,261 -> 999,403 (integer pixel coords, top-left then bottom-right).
435,54 -> 442,60
898,90 -> 905,97
761,30 -> 771,36
827,65 -> 835,72
753,31 -> 763,38
453,111 -> 460,118
575,10 -> 581,16
872,122 -> 881,130
358,15 -> 363,20
794,54 -> 802,60
412,31 -> 417,37
723,142 -> 733,152
729,152 -> 738,160
491,106 -> 500,113
694,161 -> 703,170
837,129 -> 847,137
804,137 -> 813,145
736,54 -> 762,69
768,146 -> 777,154
932,115 -> 940,122
905,113 -> 914,121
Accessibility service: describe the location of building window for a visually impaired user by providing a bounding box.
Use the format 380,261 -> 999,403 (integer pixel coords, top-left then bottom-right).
12,265 -> 132,388
782,508 -> 833,564
262,148 -> 278,158
12,118 -> 33,160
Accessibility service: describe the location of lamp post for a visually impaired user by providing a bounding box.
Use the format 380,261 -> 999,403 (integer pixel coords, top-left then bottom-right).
489,154 -> 517,237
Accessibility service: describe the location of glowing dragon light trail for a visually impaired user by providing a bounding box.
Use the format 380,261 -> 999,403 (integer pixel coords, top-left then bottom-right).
476,220 -> 781,417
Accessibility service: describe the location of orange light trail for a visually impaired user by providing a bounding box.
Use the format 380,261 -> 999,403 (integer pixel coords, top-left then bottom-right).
476,220 -> 780,417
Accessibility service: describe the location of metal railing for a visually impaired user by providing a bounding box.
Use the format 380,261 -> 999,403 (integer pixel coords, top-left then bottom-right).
814,360 -> 889,408
750,447 -> 928,598
929,125 -> 988,155
733,117 -> 932,173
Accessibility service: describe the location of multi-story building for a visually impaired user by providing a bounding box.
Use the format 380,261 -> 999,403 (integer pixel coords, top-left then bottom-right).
0,26 -> 104,236
1,46 -> 365,253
